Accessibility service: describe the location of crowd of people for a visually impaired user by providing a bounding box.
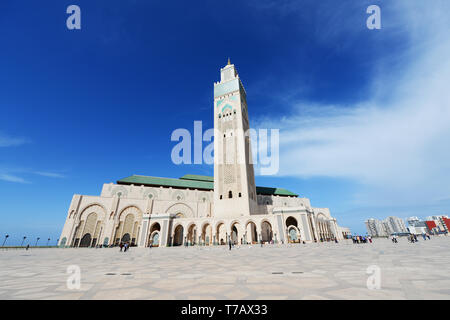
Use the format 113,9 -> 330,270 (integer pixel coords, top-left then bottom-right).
352,235 -> 372,243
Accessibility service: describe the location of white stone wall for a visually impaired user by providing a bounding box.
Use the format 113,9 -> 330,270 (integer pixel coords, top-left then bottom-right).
59,183 -> 348,247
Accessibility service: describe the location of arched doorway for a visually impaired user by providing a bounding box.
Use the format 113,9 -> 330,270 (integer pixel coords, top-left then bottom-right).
187,224 -> 197,245
80,233 -> 92,247
245,221 -> 258,244
261,221 -> 273,243
286,216 -> 298,228
150,232 -> 160,247
231,225 -> 238,244
173,225 -> 184,246
121,233 -> 131,243
202,223 -> 212,245
286,217 -> 299,243
288,228 -> 298,242
148,223 -> 161,247
113,206 -> 143,247
59,237 -> 67,247
216,223 -> 226,245
230,222 -> 241,244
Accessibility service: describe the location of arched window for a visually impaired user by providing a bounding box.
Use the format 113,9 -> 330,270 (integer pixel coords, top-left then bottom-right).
228,191 -> 233,198
220,195 -> 223,200
238,192 -> 242,197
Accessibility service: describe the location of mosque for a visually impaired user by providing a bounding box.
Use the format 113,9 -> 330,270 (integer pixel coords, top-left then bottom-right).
58,61 -> 351,248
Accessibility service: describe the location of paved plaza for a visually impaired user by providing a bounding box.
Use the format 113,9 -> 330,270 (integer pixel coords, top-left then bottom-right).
1,237 -> 450,300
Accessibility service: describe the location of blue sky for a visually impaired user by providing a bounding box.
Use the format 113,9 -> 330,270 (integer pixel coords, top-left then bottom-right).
1,0 -> 449,245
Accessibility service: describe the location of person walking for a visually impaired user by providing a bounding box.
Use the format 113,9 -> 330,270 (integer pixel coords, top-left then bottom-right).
119,242 -> 124,252
228,239 -> 232,251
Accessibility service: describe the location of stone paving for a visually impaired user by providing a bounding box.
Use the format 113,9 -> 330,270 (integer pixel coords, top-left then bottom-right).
1,237 -> 450,300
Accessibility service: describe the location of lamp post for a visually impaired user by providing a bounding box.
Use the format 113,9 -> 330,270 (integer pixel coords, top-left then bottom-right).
21,236 -> 27,247
35,237 -> 40,247
2,234 -> 9,247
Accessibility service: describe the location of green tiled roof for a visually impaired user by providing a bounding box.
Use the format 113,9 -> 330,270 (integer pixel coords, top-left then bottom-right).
180,174 -> 214,182
117,175 -> 213,190
117,174 -> 298,197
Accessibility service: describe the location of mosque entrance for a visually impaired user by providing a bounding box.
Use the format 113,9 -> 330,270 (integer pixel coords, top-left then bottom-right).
261,221 -> 273,243
231,226 -> 238,244
289,228 -> 298,242
121,233 -> 131,243
80,233 -> 92,247
173,225 -> 184,246
151,232 -> 160,247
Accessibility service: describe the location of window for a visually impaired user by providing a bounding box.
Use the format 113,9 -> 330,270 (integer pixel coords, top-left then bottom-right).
220,195 -> 222,200
228,191 -> 233,198
238,192 -> 241,197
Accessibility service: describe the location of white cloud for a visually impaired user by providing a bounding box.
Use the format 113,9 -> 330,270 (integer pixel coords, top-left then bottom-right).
0,173 -> 30,184
34,171 -> 66,178
253,1 -> 450,208
0,133 -> 29,147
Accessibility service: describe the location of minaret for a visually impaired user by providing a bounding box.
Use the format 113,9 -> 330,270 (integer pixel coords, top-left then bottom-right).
213,60 -> 258,218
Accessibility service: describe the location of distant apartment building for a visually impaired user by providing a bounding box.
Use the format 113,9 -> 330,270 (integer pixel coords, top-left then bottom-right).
365,218 -> 388,237
425,215 -> 450,234
384,216 -> 408,234
407,216 -> 429,234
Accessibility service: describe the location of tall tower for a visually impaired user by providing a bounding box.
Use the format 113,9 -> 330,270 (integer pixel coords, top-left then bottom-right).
213,60 -> 258,218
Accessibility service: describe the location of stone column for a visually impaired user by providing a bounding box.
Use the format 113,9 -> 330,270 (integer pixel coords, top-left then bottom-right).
139,214 -> 151,247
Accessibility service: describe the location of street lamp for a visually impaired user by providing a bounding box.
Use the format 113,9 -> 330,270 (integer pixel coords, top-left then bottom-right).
21,236 -> 27,247
2,234 -> 9,247
35,237 -> 40,247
